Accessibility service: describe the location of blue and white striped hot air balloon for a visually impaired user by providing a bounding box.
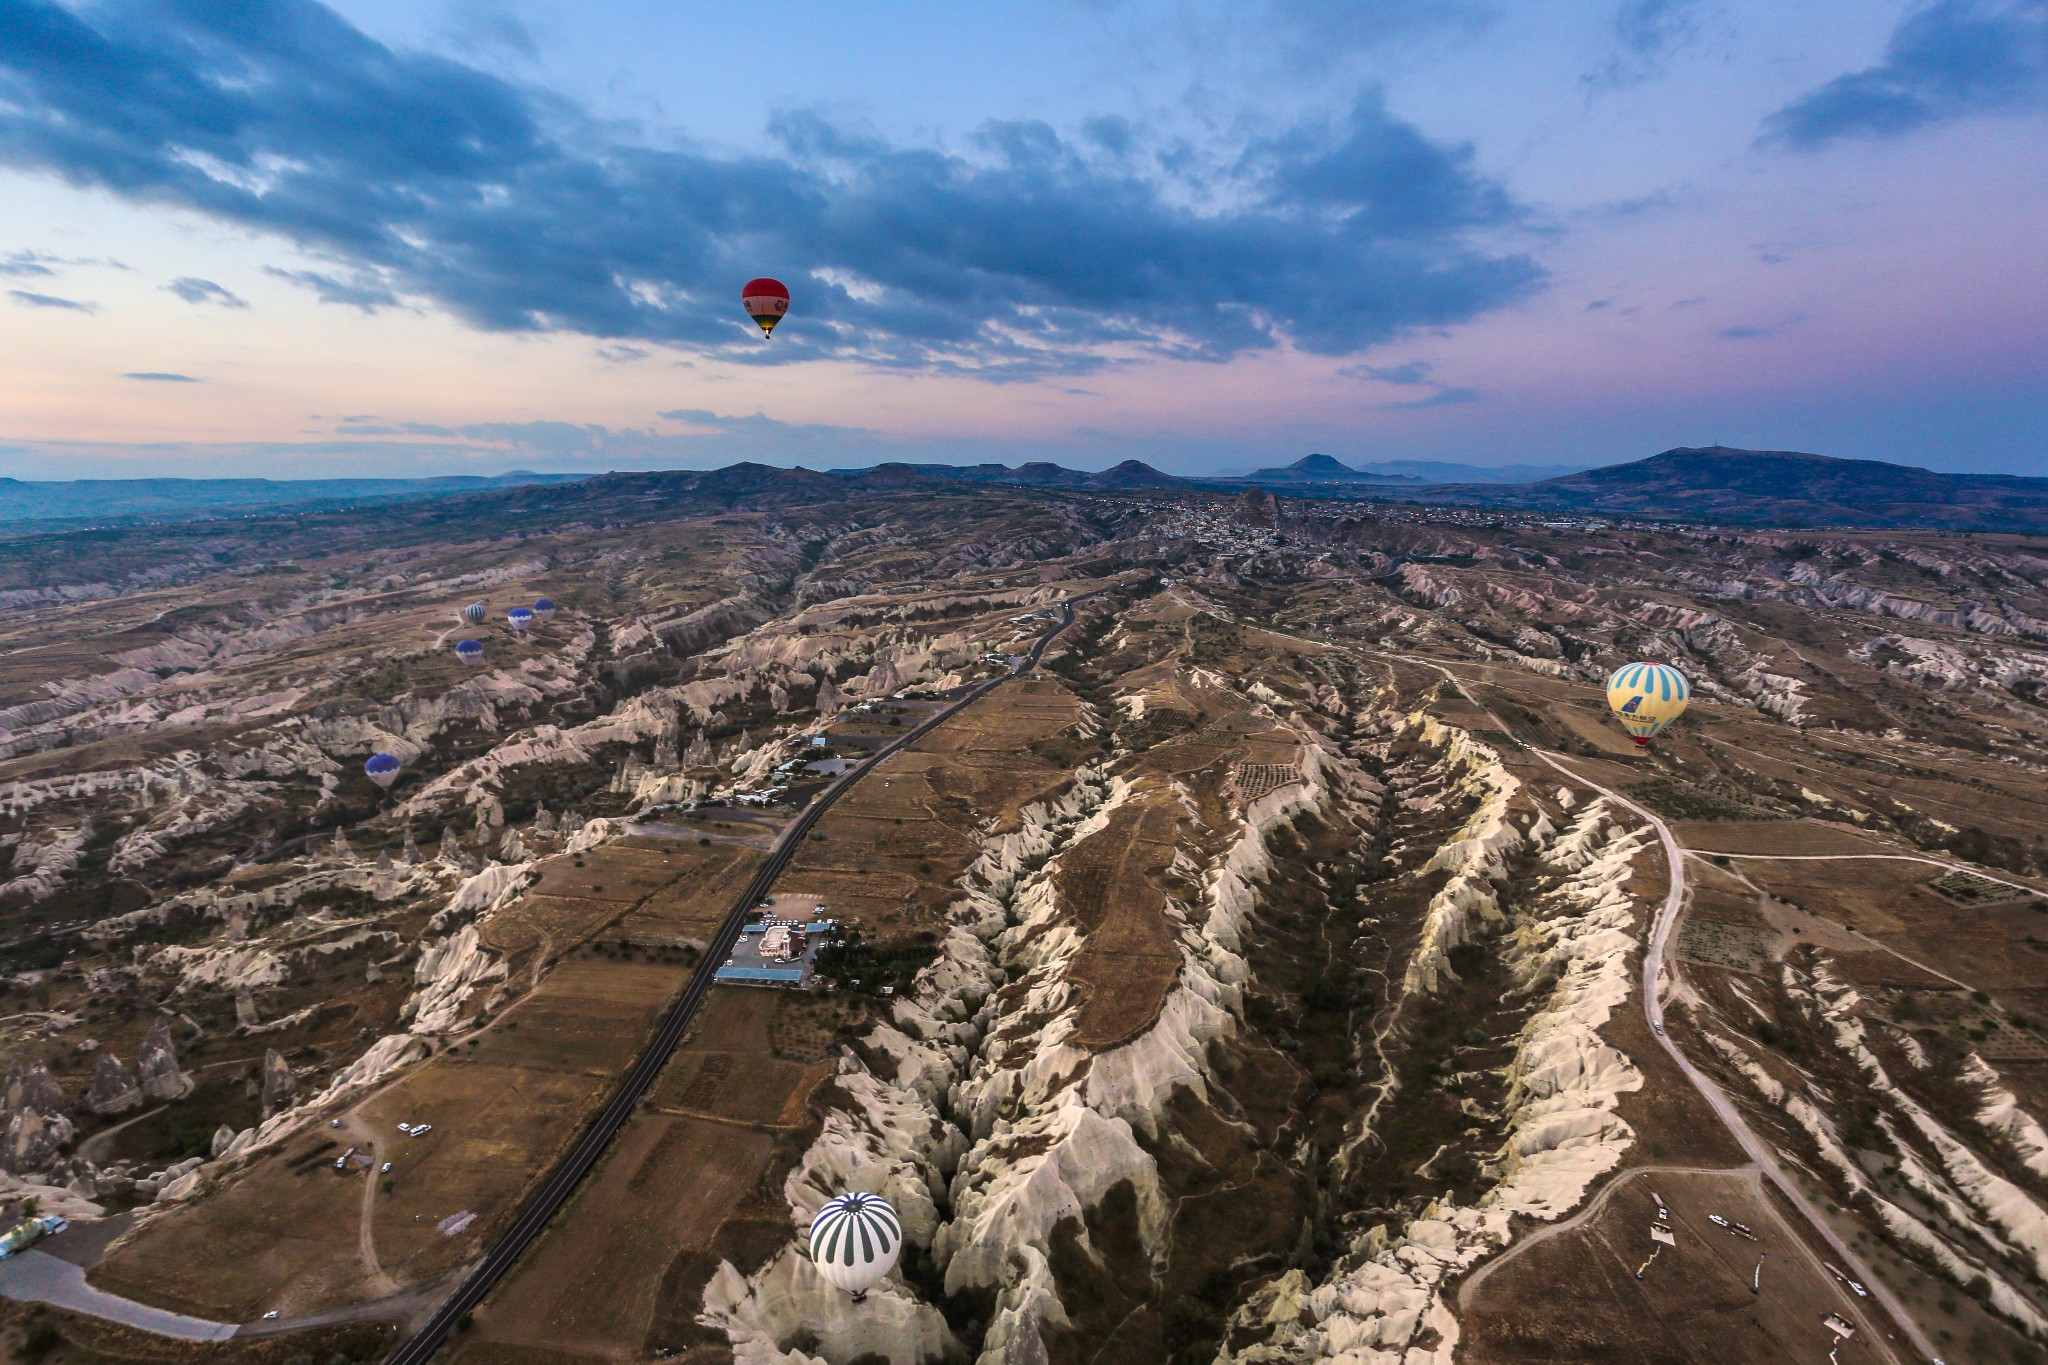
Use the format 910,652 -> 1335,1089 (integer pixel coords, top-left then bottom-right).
454,639 -> 484,666
1606,662 -> 1690,747
461,603 -> 487,626
807,1192 -> 902,1301
364,753 -> 403,789
507,606 -> 534,634
531,598 -> 557,622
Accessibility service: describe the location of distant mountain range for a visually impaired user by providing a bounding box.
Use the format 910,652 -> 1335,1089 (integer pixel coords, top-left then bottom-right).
7,446 -> 2040,535
1439,447 -> 2048,531
1232,453 -> 1588,485
823,446 -> 2048,531
830,459 -> 1190,490
0,471 -> 583,525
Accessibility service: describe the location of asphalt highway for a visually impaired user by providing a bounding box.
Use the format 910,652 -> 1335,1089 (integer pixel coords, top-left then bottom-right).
381,595 -> 1080,1365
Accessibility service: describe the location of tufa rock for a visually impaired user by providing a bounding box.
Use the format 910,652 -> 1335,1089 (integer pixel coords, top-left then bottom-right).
86,1054 -> 143,1116
2,1110 -> 67,1174
260,1049 -> 297,1118
3,1060 -> 66,1116
137,1017 -> 194,1102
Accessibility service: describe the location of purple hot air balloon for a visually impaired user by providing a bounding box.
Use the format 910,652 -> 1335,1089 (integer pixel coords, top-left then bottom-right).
508,606 -> 534,634
364,753 -> 402,789
454,639 -> 484,666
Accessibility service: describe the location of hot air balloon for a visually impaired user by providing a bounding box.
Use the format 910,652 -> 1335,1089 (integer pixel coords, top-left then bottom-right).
508,606 -> 534,634
364,753 -> 403,789
807,1192 -> 901,1302
454,639 -> 484,666
742,278 -> 789,338
461,603 -> 487,626
1606,663 -> 1690,747
532,598 -> 557,622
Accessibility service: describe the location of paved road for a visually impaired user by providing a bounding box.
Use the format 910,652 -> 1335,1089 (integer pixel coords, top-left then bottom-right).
1533,745 -> 1937,1364
0,1250 -> 235,1341
1375,650 -> 1940,1363
379,595 -> 1085,1365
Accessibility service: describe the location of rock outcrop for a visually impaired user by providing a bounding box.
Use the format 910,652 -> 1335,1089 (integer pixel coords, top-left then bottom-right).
137,1017 -> 194,1102
86,1053 -> 143,1116
2,1060 -> 66,1116
260,1049 -> 296,1118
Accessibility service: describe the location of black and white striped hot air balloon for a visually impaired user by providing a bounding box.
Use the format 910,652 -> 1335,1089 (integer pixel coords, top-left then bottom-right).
807,1192 -> 901,1301
461,603 -> 487,626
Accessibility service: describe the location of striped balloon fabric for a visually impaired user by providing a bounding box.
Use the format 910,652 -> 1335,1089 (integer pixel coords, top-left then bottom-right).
1605,662 -> 1691,746
807,1191 -> 902,1299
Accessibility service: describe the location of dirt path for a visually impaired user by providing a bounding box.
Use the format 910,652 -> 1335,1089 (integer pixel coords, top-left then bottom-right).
339,1113 -> 400,1298
1690,848 -> 2043,897
1456,1163 -> 1755,1310
1697,854 -> 1979,993
76,1105 -> 167,1164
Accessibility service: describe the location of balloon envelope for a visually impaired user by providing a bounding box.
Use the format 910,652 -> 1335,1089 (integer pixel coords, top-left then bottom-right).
742,277 -> 789,337
807,1192 -> 901,1297
455,639 -> 484,665
461,603 -> 487,625
532,598 -> 557,621
364,753 -> 402,788
507,607 -> 534,632
1606,663 -> 1690,746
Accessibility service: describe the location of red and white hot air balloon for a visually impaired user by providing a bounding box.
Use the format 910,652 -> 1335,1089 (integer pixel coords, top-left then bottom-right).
742,277 -> 789,338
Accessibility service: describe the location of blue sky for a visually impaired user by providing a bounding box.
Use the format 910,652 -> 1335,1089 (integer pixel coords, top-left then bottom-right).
0,0 -> 2043,478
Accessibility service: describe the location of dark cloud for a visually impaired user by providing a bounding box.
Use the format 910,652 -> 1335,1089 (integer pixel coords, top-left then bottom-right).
594,343 -> 650,363
1763,0 -> 2048,149
164,276 -> 249,307
0,0 -> 1541,378
123,371 -> 199,381
1719,317 -> 1804,338
0,250 -> 54,277
1585,0 -> 1702,90
335,420 -> 456,436
1340,359 -> 1434,385
7,288 -> 92,311
1389,385 -> 1480,407
262,267 -> 399,311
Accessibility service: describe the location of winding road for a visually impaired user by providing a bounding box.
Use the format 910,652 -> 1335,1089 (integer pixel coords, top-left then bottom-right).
1378,650 -> 1941,1363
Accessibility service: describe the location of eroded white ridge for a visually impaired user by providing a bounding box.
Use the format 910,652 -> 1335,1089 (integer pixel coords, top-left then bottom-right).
1221,788 -> 1650,1365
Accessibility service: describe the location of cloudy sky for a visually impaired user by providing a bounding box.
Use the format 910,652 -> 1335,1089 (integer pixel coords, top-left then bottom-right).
1,0 -> 2043,479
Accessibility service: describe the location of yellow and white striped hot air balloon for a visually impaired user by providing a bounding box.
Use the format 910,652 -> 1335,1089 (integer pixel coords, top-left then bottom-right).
1606,662 -> 1690,747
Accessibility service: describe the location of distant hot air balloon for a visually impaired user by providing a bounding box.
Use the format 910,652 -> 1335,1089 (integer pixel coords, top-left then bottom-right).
454,639 -> 484,666
364,753 -> 402,789
532,598 -> 557,622
807,1192 -> 901,1301
507,606 -> 534,634
1606,663 -> 1690,747
461,603 -> 487,625
742,277 -> 789,338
